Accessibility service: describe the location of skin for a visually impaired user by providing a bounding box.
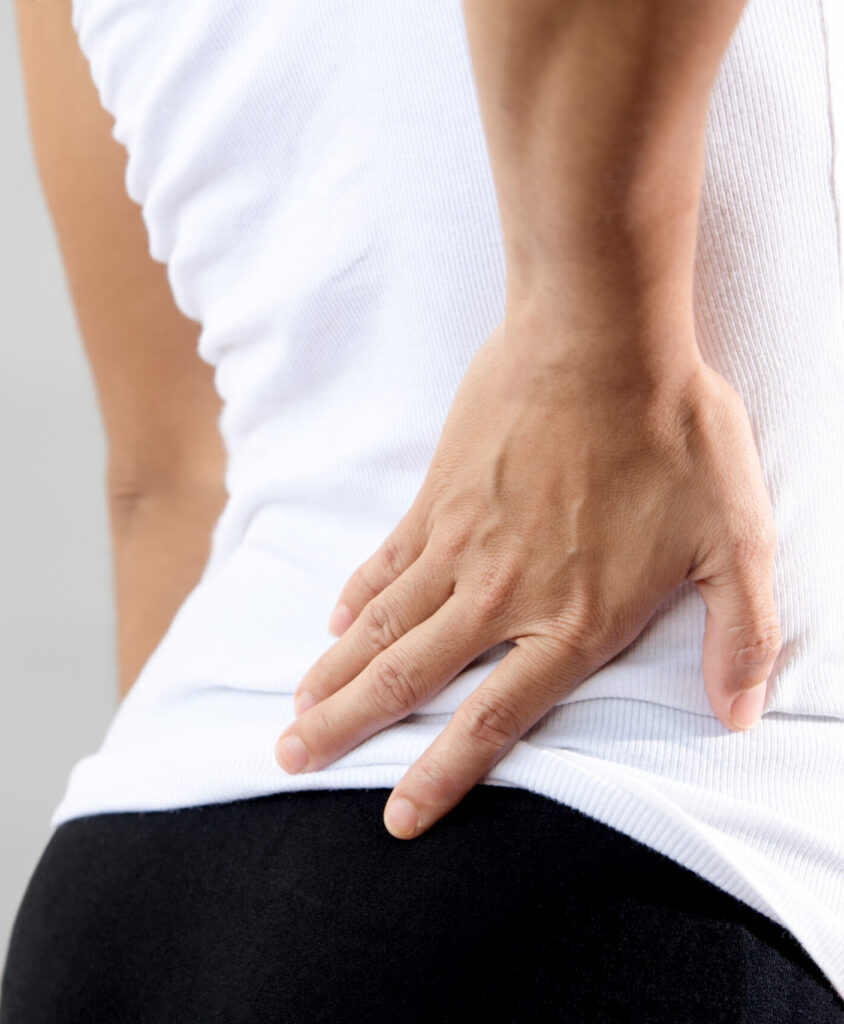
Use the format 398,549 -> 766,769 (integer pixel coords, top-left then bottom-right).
14,0 -> 228,698
275,0 -> 783,840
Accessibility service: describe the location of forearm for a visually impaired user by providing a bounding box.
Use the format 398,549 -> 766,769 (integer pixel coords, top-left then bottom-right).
15,0 -> 231,699
463,0 -> 746,375
108,479 -> 227,698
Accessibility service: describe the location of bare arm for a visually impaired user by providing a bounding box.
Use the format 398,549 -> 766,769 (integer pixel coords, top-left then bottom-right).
275,0 -> 781,840
463,0 -> 746,377
14,0 -> 227,697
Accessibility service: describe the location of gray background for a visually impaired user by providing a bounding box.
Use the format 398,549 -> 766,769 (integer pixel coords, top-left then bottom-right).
1,3 -> 118,961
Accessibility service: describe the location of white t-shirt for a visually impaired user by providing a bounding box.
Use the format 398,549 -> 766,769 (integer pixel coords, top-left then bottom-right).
58,0 -> 844,998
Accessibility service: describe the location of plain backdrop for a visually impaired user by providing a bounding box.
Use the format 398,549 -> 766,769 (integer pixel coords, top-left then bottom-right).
1,3 -> 118,961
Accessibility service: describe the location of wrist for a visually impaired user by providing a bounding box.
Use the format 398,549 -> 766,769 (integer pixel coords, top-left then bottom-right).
501,272 -> 703,394
503,158 -> 702,312
500,139 -> 704,278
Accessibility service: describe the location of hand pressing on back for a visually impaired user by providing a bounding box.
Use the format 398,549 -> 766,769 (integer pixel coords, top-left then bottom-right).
275,317 -> 782,839
275,0 -> 772,838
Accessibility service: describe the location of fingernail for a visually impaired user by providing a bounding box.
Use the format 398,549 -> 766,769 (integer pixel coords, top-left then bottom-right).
730,681 -> 768,731
384,797 -> 421,838
294,691 -> 317,716
276,734 -> 309,773
328,603 -> 354,637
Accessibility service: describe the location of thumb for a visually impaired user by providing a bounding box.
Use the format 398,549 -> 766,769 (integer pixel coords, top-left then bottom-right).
693,538 -> 782,733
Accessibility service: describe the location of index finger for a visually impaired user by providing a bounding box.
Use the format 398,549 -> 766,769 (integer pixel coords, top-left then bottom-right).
328,515 -> 428,636
294,548 -> 455,714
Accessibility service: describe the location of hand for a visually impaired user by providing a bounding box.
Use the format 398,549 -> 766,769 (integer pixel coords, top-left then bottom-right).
274,319 -> 782,839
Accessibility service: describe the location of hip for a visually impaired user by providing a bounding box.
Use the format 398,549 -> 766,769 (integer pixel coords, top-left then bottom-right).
3,786 -> 842,1023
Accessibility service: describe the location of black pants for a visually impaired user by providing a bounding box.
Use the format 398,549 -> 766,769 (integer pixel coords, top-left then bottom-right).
2,786 -> 842,1023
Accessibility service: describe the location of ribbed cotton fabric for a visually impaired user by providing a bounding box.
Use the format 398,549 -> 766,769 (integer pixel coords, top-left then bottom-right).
59,0 -> 844,999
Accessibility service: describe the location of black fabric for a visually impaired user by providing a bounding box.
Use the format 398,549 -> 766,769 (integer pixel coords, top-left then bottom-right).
1,785 -> 842,1023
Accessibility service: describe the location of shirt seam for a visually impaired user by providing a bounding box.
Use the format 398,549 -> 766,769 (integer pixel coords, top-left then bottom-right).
817,0 -> 844,293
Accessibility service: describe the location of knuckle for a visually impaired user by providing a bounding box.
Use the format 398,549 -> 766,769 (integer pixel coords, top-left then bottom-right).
732,619 -> 783,669
551,596 -> 604,647
308,701 -> 335,737
432,526 -> 468,568
362,600 -> 404,650
377,535 -> 406,579
369,655 -> 421,718
411,755 -> 455,802
352,563 -> 382,603
459,695 -> 521,751
587,612 -> 630,656
566,598 -> 603,639
471,558 -> 521,618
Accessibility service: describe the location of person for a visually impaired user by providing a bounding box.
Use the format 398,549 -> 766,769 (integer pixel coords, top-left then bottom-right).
2,0 -> 844,1019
